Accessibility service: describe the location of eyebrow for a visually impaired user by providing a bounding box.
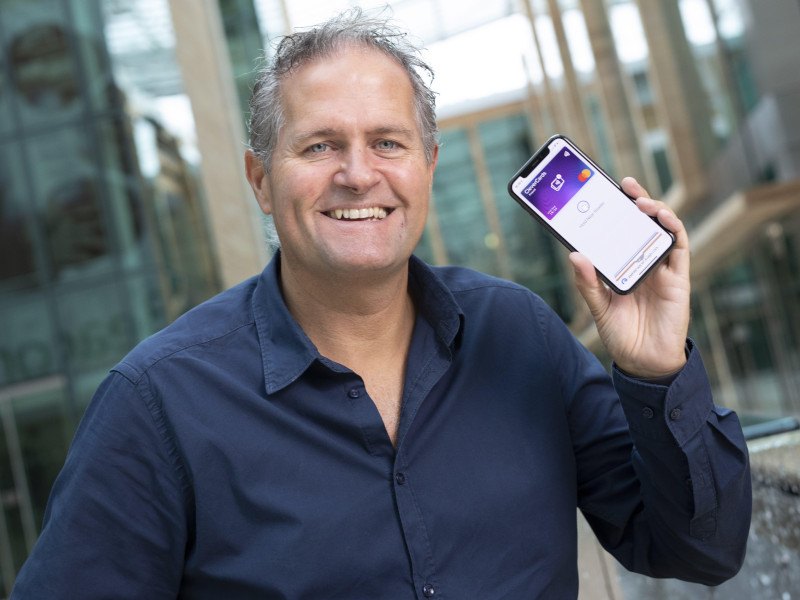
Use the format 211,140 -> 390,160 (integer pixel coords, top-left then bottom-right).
291,126 -> 416,146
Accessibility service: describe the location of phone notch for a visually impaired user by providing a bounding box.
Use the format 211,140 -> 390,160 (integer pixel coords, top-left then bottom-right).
520,144 -> 552,178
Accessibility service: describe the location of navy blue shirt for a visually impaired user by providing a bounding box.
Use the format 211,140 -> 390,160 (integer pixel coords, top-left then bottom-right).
13,255 -> 751,599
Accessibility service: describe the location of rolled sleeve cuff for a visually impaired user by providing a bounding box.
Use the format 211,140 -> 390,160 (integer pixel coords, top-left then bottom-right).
612,339 -> 714,447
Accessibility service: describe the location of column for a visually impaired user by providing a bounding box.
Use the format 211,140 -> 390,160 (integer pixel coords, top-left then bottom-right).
634,0 -> 717,210
467,125 -> 514,281
696,284 -> 741,410
522,54 -> 548,143
521,0 -> 566,135
578,0 -> 657,188
545,0 -> 599,156
168,0 -> 268,288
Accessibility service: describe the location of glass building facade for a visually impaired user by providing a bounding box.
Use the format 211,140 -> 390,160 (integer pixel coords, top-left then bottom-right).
0,1 -> 219,592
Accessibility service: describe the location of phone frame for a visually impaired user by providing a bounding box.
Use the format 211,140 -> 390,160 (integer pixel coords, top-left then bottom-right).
506,134 -> 675,295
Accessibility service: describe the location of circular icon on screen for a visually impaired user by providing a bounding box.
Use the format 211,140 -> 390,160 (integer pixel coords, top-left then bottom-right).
577,201 -> 590,213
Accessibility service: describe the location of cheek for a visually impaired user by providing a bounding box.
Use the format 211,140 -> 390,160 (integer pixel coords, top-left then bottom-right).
410,171 -> 433,212
387,162 -> 432,195
272,175 -> 324,218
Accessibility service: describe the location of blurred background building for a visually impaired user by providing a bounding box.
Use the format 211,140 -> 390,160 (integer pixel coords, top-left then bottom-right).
0,0 -> 798,597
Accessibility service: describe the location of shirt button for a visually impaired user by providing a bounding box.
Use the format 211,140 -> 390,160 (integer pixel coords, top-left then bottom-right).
348,388 -> 361,399
395,472 -> 407,485
641,407 -> 654,419
422,584 -> 436,597
669,408 -> 682,420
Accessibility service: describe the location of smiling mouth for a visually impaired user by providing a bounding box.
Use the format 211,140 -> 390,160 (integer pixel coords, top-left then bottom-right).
325,207 -> 391,221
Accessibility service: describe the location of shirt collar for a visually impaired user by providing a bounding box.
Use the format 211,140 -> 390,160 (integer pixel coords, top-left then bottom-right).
253,252 -> 465,395
253,252 -> 319,395
407,255 -> 465,352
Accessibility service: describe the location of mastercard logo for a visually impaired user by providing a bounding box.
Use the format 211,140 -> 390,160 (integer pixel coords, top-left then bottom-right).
578,169 -> 592,182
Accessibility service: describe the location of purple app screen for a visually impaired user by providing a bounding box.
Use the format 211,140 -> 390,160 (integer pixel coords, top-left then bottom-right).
520,148 -> 593,220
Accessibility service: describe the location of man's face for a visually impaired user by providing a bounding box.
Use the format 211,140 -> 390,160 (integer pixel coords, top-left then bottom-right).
247,45 -> 438,283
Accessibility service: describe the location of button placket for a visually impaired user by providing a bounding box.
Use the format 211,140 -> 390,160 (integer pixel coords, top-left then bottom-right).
344,381 -> 394,456
392,452 -> 439,600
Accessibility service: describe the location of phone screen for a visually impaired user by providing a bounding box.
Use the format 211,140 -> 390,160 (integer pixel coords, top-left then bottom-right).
508,136 -> 673,293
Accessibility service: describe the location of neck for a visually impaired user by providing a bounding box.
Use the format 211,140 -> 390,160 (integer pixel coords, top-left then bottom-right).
279,256 -> 416,365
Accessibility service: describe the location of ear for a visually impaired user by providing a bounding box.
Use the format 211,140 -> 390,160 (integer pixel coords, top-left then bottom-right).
245,150 -> 272,215
427,144 -> 440,183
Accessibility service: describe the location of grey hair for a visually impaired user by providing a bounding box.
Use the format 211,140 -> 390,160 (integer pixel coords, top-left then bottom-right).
247,7 -> 439,170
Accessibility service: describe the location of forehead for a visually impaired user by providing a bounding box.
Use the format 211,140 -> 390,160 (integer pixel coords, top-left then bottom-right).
278,45 -> 418,127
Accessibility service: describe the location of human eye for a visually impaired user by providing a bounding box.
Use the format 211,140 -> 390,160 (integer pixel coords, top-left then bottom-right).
307,142 -> 330,154
375,139 -> 399,151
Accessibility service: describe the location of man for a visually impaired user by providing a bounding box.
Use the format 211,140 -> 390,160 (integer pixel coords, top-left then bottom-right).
13,9 -> 750,599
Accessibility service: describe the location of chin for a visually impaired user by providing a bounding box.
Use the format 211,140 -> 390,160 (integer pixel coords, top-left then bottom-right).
325,253 -> 409,276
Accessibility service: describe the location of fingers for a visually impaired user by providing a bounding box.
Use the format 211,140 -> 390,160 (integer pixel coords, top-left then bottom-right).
622,177 -> 688,246
620,176 -> 650,200
636,198 -> 689,256
622,177 -> 690,274
569,252 -> 609,316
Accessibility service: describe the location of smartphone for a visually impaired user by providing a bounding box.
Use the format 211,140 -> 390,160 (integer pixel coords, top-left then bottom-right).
507,134 -> 674,294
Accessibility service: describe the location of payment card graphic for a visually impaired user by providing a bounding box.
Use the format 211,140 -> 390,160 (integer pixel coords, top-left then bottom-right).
521,150 -> 593,220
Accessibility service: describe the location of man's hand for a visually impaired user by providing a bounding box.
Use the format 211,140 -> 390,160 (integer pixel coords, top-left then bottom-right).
569,177 -> 690,379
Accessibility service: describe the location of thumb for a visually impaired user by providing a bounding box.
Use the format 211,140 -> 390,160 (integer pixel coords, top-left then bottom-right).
568,252 -> 609,316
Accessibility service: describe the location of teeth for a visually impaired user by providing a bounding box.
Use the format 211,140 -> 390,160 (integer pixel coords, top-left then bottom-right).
327,207 -> 390,221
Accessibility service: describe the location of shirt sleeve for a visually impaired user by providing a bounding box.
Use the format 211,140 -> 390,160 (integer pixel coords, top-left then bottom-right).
538,304 -> 752,585
11,371 -> 189,599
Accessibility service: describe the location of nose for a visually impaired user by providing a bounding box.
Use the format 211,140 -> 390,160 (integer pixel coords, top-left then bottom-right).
333,147 -> 381,194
